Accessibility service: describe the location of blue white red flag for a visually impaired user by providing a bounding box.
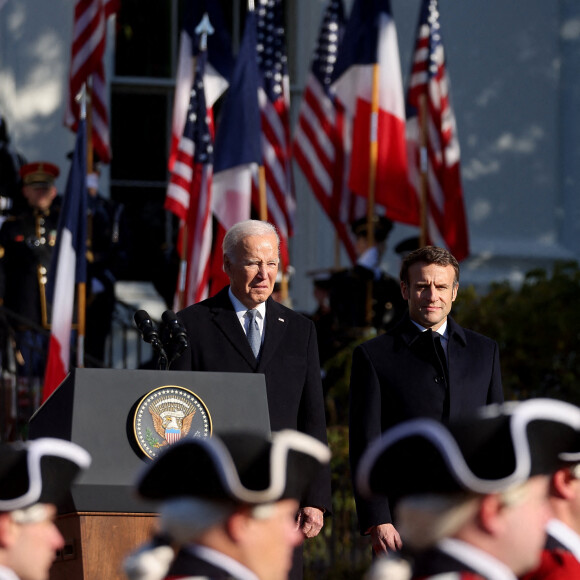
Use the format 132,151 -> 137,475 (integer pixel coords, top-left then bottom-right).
406,0 -> 469,260
255,0 -> 294,269
293,0 -> 362,263
208,9 -> 262,296
167,51 -> 214,308
332,0 -> 415,224
43,119 -> 88,402
168,1 -> 233,172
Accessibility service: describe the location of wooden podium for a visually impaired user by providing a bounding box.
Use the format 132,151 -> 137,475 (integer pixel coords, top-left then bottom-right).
29,368 -> 271,580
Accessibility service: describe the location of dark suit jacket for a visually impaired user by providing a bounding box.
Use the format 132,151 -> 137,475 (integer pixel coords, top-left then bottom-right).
173,286 -> 331,513
349,314 -> 504,532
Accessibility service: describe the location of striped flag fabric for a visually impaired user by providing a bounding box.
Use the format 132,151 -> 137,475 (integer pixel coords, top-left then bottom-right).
207,8 -> 263,297
255,0 -> 294,269
332,0 -> 417,225
293,0 -> 360,263
167,52 -> 214,309
406,0 -> 469,260
168,1 -> 233,172
43,119 -> 88,403
64,0 -> 119,164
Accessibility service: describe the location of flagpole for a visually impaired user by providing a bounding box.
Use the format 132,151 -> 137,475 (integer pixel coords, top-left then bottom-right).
365,63 -> 380,327
177,223 -> 188,310
77,87 -> 88,368
419,93 -> 428,248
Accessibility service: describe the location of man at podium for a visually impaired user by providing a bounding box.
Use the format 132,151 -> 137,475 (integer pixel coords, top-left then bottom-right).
172,220 -> 332,567
0,437 -> 90,580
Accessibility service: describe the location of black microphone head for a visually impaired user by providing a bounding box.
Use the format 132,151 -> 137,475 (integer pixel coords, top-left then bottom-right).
134,309 -> 152,327
161,310 -> 178,325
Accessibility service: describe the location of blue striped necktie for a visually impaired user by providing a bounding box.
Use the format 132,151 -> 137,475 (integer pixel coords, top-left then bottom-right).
246,309 -> 261,358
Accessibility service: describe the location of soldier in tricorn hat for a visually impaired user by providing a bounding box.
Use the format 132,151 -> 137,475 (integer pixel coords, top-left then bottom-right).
124,429 -> 331,580
0,437 -> 90,580
358,398 -> 580,580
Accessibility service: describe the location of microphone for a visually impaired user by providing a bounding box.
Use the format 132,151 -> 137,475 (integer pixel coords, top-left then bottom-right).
134,310 -> 162,347
134,310 -> 168,370
161,310 -> 189,362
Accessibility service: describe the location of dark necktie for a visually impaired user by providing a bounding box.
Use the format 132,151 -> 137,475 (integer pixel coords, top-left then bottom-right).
433,332 -> 450,420
246,309 -> 261,358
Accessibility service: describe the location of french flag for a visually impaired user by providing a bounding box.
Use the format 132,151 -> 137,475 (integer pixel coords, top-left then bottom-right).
42,119 -> 88,403
208,9 -> 262,296
332,0 -> 417,225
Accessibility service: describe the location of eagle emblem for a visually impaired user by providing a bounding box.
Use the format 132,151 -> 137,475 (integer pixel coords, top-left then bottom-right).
133,386 -> 212,459
149,396 -> 196,446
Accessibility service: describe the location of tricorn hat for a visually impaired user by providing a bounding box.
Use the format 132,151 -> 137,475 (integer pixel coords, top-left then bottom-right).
137,430 -> 331,505
357,398 -> 580,505
0,438 -> 91,512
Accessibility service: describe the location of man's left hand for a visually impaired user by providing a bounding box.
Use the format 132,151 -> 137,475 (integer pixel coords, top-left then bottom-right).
296,506 -> 324,538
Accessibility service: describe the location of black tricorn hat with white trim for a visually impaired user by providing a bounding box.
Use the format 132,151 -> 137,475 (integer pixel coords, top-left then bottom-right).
0,438 -> 91,512
357,398 -> 580,504
137,430 -> 331,505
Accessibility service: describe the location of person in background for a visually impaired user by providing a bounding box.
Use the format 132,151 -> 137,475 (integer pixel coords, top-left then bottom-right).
0,162 -> 61,420
124,429 -> 331,580
349,245 -> 503,556
0,115 -> 27,218
76,152 -> 128,365
521,441 -> 580,579
358,398 -> 580,580
0,437 -> 91,580
329,215 -> 406,339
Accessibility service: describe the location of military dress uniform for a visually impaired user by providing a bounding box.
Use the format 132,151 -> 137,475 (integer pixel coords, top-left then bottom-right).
0,200 -> 61,374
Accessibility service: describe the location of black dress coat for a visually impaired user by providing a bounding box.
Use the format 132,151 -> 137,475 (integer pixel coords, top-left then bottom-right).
173,286 -> 332,513
349,314 -> 504,532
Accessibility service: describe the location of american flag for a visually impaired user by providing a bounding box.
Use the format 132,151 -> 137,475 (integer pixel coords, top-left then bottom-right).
255,0 -> 294,269
168,1 -> 233,172
64,0 -> 119,164
166,52 -> 214,308
406,0 -> 469,260
293,0 -> 361,263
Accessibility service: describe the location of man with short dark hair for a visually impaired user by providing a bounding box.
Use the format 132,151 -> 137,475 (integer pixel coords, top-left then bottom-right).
358,398 -> 580,580
349,245 -> 504,555
0,437 -> 91,580
124,430 -> 331,580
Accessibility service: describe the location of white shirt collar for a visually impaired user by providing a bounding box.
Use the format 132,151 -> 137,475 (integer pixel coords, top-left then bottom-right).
184,544 -> 260,580
438,538 -> 517,580
547,518 -> 580,560
411,319 -> 448,340
0,566 -> 21,580
229,288 -> 266,333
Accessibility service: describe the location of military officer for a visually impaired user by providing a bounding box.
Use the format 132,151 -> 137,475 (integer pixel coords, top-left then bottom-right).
0,161 -> 61,416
